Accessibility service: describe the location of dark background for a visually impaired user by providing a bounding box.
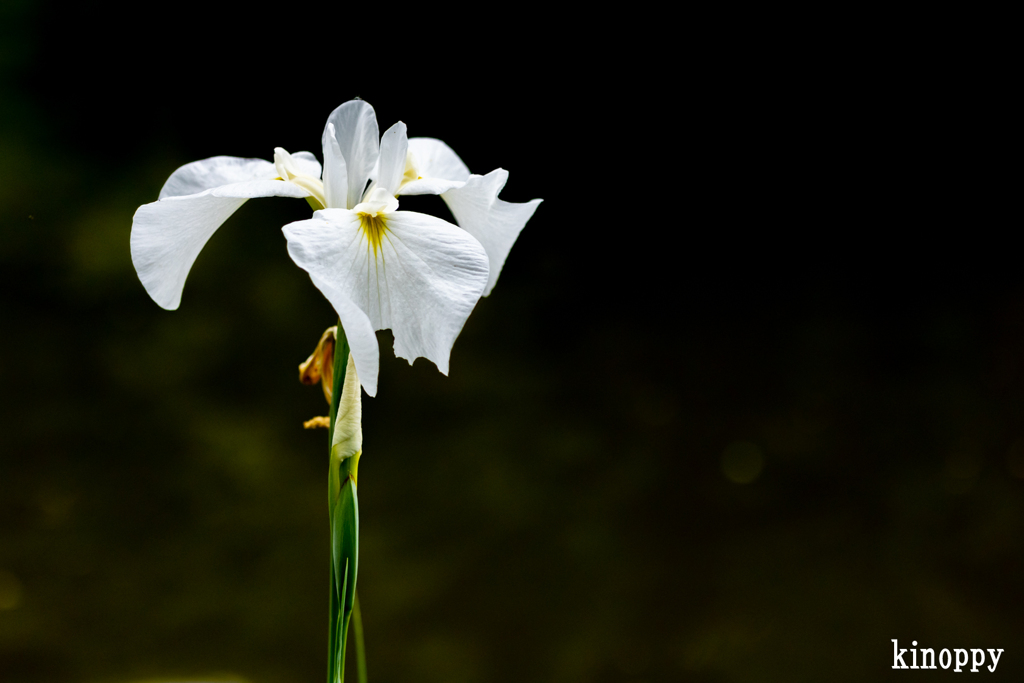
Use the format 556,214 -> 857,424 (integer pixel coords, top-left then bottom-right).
1,4 -> 1020,682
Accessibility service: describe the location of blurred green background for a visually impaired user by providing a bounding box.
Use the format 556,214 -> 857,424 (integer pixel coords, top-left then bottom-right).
1,4 -> 1021,681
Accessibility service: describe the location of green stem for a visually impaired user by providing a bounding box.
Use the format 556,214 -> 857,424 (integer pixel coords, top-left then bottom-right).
354,591 -> 368,683
327,322 -> 360,683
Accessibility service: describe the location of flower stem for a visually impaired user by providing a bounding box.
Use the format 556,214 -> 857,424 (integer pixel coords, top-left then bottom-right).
354,592 -> 368,683
327,322 -> 360,683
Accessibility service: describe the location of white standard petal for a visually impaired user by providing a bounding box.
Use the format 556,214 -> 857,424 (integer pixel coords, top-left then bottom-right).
441,169 -> 542,296
322,123 -> 348,209
324,100 -> 379,209
158,156 -> 276,199
375,122 -> 409,196
132,180 -> 312,310
282,208 -> 489,375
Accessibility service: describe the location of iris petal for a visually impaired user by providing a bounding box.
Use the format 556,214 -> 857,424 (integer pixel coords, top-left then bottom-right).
282,208 -> 489,377
441,170 -> 542,296
132,179 -> 313,310
323,100 -> 379,209
375,122 -> 409,197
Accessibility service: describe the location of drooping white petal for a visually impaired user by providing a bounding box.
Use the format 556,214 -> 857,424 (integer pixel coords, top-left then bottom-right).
407,138 -> 470,182
380,212 -> 489,372
307,273 -> 380,397
132,180 -> 312,310
210,180 -> 313,200
282,208 -> 489,375
375,122 -> 408,196
322,123 -> 348,209
398,176 -> 466,196
441,169 -> 542,296
158,156 -> 276,200
324,100 -> 379,209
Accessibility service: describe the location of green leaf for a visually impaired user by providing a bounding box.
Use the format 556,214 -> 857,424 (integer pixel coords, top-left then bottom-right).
328,559 -> 341,683
353,592 -> 368,683
333,477 -> 359,621
328,461 -> 359,680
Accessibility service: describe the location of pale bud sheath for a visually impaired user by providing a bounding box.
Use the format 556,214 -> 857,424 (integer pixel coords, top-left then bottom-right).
331,353 -> 362,462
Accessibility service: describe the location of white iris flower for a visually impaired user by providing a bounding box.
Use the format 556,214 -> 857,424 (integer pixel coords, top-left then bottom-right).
131,100 -> 540,398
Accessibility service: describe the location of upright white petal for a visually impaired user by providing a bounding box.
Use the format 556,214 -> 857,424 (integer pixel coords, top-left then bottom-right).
375,122 -> 409,196
441,169 -> 542,296
159,156 -> 276,199
132,180 -> 312,310
282,208 -> 489,375
324,100 -> 379,209
307,273 -> 380,397
322,123 -> 348,209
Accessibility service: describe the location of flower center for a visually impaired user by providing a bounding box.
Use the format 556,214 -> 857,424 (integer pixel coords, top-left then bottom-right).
352,187 -> 398,257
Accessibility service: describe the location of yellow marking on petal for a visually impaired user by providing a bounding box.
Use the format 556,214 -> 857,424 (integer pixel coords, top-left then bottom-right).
359,214 -> 388,258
